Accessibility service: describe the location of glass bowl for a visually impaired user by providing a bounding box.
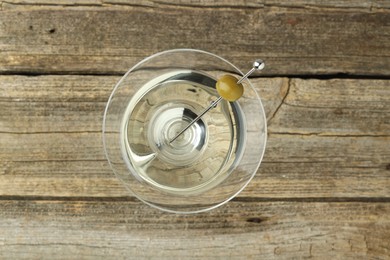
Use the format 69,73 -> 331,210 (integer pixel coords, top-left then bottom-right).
103,49 -> 267,213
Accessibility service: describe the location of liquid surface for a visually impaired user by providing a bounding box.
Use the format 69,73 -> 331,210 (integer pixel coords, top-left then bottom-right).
121,70 -> 245,195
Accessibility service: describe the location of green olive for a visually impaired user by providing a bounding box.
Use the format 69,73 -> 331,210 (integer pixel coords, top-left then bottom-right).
216,74 -> 244,102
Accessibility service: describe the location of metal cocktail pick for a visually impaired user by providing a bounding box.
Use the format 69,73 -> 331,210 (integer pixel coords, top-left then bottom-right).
169,59 -> 265,144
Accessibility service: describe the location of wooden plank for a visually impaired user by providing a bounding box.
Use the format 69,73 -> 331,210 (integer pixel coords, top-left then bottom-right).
0,5 -> 389,75
0,134 -> 389,198
253,134 -> 390,198
0,75 -> 389,198
0,75 -> 116,133
2,0 -> 390,9
0,75 -> 284,133
1,76 -> 389,135
269,78 -> 390,136
0,200 -> 389,258
0,134 -> 387,198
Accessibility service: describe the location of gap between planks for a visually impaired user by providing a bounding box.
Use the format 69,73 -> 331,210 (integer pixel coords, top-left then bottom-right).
2,71 -> 390,80
0,195 -> 389,203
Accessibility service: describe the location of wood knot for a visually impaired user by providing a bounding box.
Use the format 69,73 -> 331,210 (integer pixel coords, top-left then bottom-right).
287,18 -> 301,26
386,164 -> 390,171
334,108 -> 343,115
246,217 -> 267,224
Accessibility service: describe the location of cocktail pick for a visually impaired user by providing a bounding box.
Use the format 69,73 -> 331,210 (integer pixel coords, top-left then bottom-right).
169,59 -> 265,143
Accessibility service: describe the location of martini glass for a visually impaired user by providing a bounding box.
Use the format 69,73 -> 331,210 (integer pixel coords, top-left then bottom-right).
103,49 -> 267,213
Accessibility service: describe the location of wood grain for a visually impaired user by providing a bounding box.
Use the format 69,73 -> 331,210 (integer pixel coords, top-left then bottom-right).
0,3 -> 389,75
0,75 -> 388,199
2,0 -> 390,10
0,200 -> 389,259
269,78 -> 390,136
1,134 -> 389,198
0,75 -> 284,133
0,2 -> 389,258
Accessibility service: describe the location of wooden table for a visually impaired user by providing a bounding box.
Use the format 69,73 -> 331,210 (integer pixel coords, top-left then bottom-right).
1,1 -> 389,258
